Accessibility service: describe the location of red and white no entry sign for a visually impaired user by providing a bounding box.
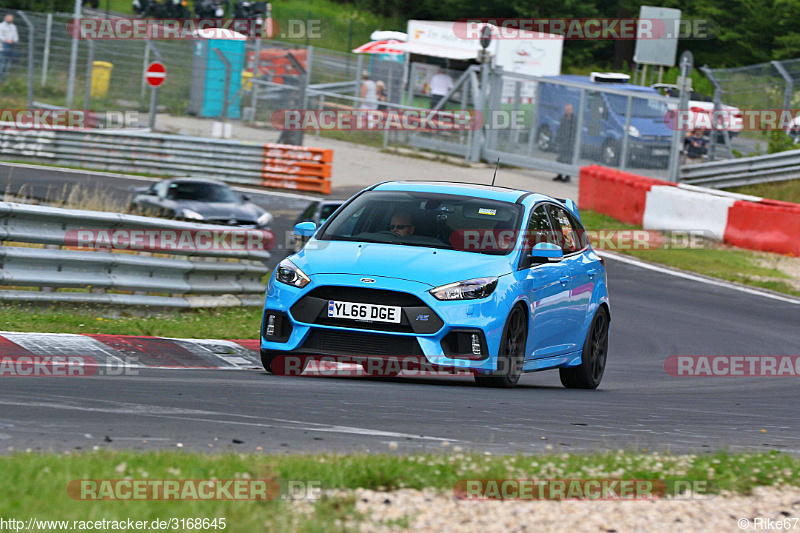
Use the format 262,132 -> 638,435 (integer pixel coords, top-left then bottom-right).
144,61 -> 166,88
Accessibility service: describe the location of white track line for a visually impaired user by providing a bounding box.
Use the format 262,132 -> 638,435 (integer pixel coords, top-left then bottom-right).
598,250 -> 800,305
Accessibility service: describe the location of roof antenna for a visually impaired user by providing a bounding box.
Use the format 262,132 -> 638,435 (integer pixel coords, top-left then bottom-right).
491,158 -> 500,187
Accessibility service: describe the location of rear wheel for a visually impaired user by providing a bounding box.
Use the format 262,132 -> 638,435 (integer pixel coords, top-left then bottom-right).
261,350 -> 309,376
559,307 -> 609,389
536,126 -> 553,151
601,140 -> 620,166
475,306 -> 527,388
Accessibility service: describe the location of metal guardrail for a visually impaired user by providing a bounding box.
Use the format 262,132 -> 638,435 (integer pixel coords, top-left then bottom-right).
0,201 -> 271,308
680,149 -> 800,188
0,129 -> 333,193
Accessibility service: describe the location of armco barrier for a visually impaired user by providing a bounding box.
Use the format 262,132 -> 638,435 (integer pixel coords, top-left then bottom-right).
0,130 -> 333,194
0,201 -> 273,308
579,165 -> 800,256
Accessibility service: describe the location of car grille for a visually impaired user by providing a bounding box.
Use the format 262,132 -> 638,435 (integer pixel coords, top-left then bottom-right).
301,329 -> 423,356
641,135 -> 671,142
291,286 -> 443,334
206,218 -> 257,227
307,286 -> 425,306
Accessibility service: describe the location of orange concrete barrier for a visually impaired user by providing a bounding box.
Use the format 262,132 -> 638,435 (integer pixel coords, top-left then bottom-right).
261,143 -> 333,194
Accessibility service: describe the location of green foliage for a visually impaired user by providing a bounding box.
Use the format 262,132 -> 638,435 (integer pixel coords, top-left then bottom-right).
3,0 -> 74,10
764,129 -> 797,154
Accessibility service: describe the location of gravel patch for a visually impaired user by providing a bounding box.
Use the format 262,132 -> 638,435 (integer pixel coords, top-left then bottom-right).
334,486 -> 800,532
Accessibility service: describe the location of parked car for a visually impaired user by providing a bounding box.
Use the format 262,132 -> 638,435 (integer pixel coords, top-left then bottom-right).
130,178 -> 273,228
261,181 -> 610,389
535,74 -> 673,167
287,200 -> 345,255
652,83 -> 743,140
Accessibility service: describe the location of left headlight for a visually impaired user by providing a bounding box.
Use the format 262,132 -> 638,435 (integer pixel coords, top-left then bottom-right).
627,125 -> 640,138
275,259 -> 311,288
257,212 -> 273,227
430,277 -> 498,301
182,208 -> 204,221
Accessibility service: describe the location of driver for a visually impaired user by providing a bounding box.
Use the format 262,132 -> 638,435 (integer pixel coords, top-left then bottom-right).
388,211 -> 415,237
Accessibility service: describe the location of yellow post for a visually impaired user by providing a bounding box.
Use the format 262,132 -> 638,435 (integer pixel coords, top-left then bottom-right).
242,70 -> 254,91
90,61 -> 113,99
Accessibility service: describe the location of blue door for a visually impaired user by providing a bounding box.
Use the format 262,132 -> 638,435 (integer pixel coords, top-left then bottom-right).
518,205 -> 574,359
544,204 -> 595,352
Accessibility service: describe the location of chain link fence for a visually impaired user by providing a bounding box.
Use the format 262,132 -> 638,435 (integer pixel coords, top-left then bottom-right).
2,8 -> 680,181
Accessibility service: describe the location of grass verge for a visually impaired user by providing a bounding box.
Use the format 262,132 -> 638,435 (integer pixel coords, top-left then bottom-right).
726,179 -> 800,204
580,210 -> 800,297
1,450 -> 799,532
0,306 -> 263,339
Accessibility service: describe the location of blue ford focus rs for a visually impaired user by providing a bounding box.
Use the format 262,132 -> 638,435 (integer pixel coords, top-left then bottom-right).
261,181 -> 610,388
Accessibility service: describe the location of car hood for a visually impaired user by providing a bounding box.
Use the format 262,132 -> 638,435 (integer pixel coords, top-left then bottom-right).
171,200 -> 265,220
629,116 -> 673,137
292,241 -> 514,288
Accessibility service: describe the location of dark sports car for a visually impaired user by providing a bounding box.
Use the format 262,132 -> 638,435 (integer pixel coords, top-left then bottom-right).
130,178 -> 273,229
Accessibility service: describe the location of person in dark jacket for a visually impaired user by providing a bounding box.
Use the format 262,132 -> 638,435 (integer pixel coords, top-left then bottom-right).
553,104 -> 577,183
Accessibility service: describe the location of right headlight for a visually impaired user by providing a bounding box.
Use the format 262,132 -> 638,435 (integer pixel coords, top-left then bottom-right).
275,259 -> 311,288
430,277 -> 498,301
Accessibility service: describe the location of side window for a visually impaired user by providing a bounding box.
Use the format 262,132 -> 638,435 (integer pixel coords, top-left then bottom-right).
545,205 -> 580,254
153,181 -> 168,198
564,211 -> 589,251
526,205 -> 557,249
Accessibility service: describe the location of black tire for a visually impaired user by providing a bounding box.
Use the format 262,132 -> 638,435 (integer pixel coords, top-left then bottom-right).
261,350 -> 308,376
560,307 -> 609,389
601,140 -> 620,166
475,305 -> 527,388
536,126 -> 553,152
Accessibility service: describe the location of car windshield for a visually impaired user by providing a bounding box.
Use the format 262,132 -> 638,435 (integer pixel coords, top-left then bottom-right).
167,182 -> 241,202
606,94 -> 669,118
318,191 -> 524,255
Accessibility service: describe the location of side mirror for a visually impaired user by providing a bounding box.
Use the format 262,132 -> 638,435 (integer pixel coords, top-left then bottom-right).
145,189 -> 158,196
293,221 -> 317,238
241,194 -> 251,202
529,242 -> 563,263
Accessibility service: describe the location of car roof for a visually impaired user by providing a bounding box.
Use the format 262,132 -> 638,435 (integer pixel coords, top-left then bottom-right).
168,177 -> 228,186
544,75 -> 659,94
370,180 -> 556,205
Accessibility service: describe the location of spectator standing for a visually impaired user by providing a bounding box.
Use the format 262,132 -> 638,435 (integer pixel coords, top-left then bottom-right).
376,80 -> 388,111
429,68 -> 453,109
553,103 -> 577,182
0,14 -> 20,82
360,70 -> 378,110
683,128 -> 709,164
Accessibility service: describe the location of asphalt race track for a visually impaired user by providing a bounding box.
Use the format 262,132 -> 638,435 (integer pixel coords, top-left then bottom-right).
1,163 -> 799,454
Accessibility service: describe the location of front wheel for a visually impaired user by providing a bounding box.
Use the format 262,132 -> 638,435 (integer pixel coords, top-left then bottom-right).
559,307 -> 609,389
475,306 -> 527,388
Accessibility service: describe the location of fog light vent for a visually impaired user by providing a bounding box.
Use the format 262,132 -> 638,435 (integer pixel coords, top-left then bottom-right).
266,315 -> 276,336
471,333 -> 481,355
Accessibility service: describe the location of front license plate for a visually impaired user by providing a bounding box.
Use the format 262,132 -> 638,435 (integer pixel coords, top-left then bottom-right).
328,301 -> 402,323
652,149 -> 669,156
